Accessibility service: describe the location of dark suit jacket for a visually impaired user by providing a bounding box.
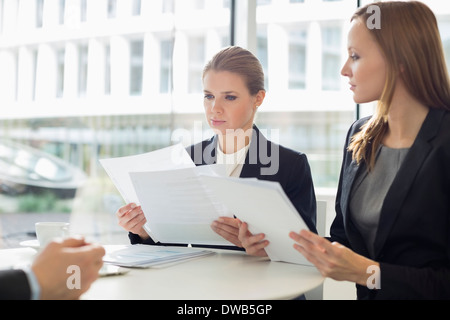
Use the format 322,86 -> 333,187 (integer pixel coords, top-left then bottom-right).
130,125 -> 317,248
0,269 -> 31,300
330,108 -> 450,299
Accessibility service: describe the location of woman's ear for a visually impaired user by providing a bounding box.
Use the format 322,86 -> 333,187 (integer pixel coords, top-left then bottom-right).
255,90 -> 266,108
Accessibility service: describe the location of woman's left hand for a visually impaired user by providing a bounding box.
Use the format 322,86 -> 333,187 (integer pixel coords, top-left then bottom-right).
211,217 -> 242,247
289,230 -> 379,286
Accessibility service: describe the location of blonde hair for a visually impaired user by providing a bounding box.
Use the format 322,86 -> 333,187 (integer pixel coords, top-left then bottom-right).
348,1 -> 450,169
202,46 -> 265,95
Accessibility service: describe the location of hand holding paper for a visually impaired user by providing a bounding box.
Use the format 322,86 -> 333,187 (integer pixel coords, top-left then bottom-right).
200,175 -> 313,266
101,144 -> 313,265
129,165 -> 233,246
99,143 -> 195,204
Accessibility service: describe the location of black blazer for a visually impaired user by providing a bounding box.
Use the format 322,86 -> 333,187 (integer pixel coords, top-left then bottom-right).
130,125 -> 317,247
0,269 -> 31,300
331,108 -> 450,299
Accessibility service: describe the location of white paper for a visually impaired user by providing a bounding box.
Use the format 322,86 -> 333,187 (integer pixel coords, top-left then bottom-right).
129,165 -> 234,246
103,244 -> 214,268
200,175 -> 312,266
99,143 -> 195,204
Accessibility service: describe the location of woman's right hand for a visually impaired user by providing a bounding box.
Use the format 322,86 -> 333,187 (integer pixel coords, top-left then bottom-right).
238,222 -> 269,257
116,203 -> 149,240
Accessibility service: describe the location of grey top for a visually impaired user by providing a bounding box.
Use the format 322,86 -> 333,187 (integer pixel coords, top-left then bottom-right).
350,145 -> 410,258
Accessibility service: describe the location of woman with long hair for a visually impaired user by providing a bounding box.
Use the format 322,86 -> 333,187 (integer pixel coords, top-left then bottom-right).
241,1 -> 450,299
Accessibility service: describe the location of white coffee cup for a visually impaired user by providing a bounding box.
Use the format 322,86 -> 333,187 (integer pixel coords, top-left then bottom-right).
35,222 -> 70,247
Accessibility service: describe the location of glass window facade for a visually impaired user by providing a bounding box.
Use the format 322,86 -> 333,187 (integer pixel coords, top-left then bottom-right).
1,0 -> 450,247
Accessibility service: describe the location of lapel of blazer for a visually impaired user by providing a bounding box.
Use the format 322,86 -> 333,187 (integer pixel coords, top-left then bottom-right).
239,125 -> 264,179
372,108 -> 446,258
202,136 -> 218,165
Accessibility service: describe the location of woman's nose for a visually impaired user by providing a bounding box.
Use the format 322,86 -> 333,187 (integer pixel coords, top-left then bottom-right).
210,101 -> 223,113
341,61 -> 351,77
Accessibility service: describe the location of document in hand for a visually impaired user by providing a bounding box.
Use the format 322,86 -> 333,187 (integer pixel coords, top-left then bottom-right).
200,175 -> 313,266
129,165 -> 234,246
99,143 -> 195,205
100,144 -> 233,246
103,244 -> 214,268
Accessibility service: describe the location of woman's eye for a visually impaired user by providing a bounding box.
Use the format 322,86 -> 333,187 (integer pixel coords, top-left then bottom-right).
225,95 -> 237,101
350,54 -> 360,61
204,94 -> 214,100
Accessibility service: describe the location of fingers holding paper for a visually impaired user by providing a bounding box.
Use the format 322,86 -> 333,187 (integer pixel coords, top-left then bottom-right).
211,217 -> 243,247
238,222 -> 269,257
116,203 -> 149,240
289,229 -> 378,285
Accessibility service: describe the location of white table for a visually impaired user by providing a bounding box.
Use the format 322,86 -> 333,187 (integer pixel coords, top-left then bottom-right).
0,245 -> 324,300
83,245 -> 323,300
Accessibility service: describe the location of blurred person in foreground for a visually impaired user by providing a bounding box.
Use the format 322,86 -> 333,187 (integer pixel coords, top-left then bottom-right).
0,237 -> 105,300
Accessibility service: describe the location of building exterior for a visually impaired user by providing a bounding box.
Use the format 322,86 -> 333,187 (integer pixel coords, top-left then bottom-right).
1,0 -> 450,197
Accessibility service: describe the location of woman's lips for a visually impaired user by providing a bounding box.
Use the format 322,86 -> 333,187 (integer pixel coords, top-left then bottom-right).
211,119 -> 226,126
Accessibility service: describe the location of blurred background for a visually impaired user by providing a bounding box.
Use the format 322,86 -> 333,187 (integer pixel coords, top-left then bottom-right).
1,0 -> 450,249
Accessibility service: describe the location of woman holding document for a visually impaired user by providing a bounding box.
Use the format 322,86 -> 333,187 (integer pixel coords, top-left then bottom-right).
116,46 -> 317,249
243,2 -> 450,299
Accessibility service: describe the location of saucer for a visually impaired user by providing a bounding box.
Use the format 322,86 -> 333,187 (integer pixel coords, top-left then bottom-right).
99,264 -> 130,277
20,239 -> 40,249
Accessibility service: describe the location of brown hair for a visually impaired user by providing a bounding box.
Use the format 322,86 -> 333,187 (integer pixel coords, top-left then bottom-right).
348,1 -> 450,169
202,46 -> 265,95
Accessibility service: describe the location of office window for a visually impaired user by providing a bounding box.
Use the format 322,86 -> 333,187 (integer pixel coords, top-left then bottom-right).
257,0 -> 271,6
32,49 -> 38,101
105,44 -> 111,95
13,51 -> 18,101
162,0 -> 174,13
36,0 -> 44,28
192,0 -> 205,10
257,29 -> 269,91
160,39 -> 174,94
80,0 -> 87,22
108,0 -> 117,19
188,37 -> 205,94
56,48 -> 65,98
130,40 -> 144,96
59,0 -> 66,25
221,35 -> 230,48
288,29 -> 307,90
0,0 -> 4,34
255,0 -> 355,188
132,0 -> 141,16
322,25 -> 342,91
8,0 -> 450,250
0,0 -> 388,248
438,20 -> 450,73
78,45 -> 88,97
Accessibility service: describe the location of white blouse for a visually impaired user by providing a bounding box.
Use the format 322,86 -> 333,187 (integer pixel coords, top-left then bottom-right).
216,143 -> 250,177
